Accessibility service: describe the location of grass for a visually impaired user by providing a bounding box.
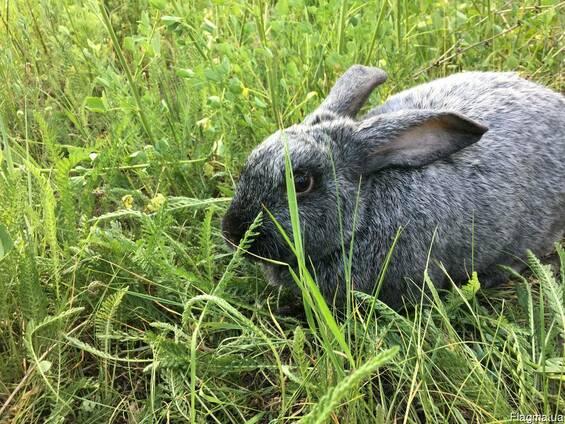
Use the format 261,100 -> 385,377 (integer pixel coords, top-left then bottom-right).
0,0 -> 564,422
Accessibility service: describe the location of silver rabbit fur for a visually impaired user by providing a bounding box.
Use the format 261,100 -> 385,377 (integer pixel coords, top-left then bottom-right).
222,65 -> 565,309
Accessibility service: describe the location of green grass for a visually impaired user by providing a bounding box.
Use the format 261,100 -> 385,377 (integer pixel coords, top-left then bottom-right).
0,0 -> 564,422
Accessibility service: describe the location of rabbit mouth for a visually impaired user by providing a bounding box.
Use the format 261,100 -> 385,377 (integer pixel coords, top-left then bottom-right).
223,212 -> 339,266
247,237 -> 343,271
222,228 -> 294,265
246,237 -> 296,265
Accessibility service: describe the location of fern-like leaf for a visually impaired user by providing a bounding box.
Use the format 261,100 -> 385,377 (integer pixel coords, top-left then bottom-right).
95,286 -> 129,354
527,250 -> 565,340
54,157 -> 77,244
300,347 -> 399,424
17,244 -> 47,323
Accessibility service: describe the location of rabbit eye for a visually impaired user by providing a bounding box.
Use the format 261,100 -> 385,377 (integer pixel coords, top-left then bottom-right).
293,172 -> 314,194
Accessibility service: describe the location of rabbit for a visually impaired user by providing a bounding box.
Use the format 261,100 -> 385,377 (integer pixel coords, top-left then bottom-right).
222,65 -> 565,310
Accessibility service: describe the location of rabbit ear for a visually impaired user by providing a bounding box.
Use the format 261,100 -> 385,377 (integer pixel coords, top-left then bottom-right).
351,110 -> 488,173
305,65 -> 387,124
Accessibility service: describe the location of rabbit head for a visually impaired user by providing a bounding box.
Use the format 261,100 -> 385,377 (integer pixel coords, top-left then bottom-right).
222,65 -> 487,269
221,120 -> 362,264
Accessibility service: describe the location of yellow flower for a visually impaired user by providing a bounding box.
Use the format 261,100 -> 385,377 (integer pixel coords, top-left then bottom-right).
147,193 -> 166,212
121,194 -> 134,210
203,162 -> 215,177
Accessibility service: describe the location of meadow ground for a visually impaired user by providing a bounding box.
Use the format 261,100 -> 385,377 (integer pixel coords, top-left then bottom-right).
0,0 -> 564,422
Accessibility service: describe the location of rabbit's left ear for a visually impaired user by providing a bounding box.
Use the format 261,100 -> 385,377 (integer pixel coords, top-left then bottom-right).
350,110 -> 488,173
305,65 -> 387,124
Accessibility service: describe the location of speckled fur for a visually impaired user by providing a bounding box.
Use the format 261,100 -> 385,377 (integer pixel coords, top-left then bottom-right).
222,66 -> 565,309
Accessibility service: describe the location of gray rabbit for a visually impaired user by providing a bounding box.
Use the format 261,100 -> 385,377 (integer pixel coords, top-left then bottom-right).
222,65 -> 565,309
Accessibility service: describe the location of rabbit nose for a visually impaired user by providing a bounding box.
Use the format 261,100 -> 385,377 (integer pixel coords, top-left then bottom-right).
222,211 -> 248,247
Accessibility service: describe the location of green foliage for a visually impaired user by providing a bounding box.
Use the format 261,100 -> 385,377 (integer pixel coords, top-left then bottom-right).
0,0 -> 563,422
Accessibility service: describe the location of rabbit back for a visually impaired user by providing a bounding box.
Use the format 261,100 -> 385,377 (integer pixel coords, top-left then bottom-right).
362,72 -> 565,299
